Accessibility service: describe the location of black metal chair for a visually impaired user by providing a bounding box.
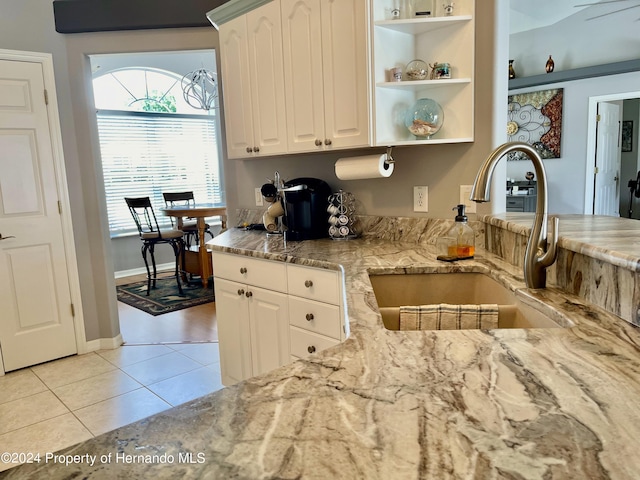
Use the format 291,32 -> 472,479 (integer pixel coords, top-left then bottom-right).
125,197 -> 185,296
162,191 -> 214,248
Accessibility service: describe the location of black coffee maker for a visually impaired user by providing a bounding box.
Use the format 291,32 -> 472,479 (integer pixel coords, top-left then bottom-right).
281,178 -> 331,241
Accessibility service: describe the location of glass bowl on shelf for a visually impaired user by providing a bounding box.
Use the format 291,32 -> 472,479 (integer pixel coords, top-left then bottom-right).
404,98 -> 444,139
405,59 -> 428,81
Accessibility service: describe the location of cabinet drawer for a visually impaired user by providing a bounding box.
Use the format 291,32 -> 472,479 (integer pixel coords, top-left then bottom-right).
506,196 -> 525,211
289,296 -> 341,339
213,252 -> 287,293
287,264 -> 341,304
289,326 -> 339,358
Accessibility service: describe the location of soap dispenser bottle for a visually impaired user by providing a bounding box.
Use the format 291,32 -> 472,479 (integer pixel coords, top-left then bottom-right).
452,204 -> 475,259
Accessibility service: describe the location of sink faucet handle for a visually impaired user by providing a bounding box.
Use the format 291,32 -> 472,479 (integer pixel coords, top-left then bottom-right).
540,216 -> 559,268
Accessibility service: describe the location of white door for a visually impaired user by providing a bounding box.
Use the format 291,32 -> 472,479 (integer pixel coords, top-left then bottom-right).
246,0 -> 288,156
281,0 -> 326,153
219,15 -> 255,159
594,101 -> 622,216
320,0 -> 370,149
214,278 -> 252,386
0,58 -> 77,371
248,286 -> 289,377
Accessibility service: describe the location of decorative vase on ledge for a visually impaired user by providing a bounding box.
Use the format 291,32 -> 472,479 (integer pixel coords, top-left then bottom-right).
508,59 -> 516,80
545,55 -> 555,73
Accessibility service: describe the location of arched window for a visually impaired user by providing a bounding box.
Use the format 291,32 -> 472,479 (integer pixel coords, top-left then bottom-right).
93,67 -> 224,235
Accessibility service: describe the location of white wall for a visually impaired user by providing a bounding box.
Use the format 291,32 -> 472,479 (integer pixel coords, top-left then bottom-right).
0,0 -> 105,340
509,4 -> 640,78
508,72 -> 640,214
508,1 -> 640,215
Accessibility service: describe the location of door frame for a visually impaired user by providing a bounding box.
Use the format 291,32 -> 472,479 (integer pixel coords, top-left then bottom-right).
0,49 -> 87,373
585,90 -> 640,214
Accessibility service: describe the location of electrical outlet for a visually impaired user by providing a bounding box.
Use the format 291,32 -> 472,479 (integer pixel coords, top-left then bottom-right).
459,185 -> 476,213
413,186 -> 428,212
255,187 -> 264,207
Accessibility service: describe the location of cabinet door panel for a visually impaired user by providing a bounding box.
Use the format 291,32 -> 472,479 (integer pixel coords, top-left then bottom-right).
321,0 -> 370,149
247,1 -> 288,155
249,287 -> 290,376
214,278 -> 252,386
219,16 -> 254,159
281,0 -> 325,152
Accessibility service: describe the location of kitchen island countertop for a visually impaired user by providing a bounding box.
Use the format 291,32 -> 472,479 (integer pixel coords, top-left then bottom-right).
5,215 -> 640,479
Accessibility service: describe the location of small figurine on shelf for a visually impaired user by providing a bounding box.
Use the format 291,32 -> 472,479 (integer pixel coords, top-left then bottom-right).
545,55 -> 555,73
508,59 -> 516,79
443,2 -> 454,15
525,171 -> 535,184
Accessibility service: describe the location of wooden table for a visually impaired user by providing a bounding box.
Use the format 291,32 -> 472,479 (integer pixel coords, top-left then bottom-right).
161,203 -> 227,288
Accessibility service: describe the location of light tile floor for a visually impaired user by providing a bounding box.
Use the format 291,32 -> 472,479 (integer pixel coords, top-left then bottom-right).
0,342 -> 222,472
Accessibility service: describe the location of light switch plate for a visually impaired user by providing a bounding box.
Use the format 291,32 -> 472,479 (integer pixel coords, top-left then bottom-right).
459,185 -> 476,213
255,188 -> 264,207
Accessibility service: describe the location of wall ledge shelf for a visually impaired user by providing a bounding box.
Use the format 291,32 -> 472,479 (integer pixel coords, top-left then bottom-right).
509,59 -> 640,90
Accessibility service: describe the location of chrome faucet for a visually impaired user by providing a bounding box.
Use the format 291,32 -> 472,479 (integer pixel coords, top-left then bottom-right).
470,142 -> 558,288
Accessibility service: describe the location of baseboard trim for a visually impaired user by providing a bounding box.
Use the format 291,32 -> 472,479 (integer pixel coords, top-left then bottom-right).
115,263 -> 173,279
85,333 -> 124,352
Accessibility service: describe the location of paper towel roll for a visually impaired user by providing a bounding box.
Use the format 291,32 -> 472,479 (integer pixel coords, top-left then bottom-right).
335,154 -> 394,180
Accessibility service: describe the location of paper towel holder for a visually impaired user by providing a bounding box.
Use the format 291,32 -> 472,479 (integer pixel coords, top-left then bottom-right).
385,146 -> 395,165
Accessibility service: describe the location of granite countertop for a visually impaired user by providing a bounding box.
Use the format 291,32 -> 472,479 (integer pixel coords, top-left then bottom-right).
6,216 -> 640,479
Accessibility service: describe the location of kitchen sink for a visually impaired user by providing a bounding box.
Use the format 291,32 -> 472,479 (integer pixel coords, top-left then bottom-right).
368,272 -> 571,331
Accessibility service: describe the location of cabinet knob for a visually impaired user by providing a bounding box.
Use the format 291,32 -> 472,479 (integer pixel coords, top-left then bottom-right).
304,280 -> 313,288
324,138 -> 332,146
237,289 -> 245,296
240,267 -> 247,274
315,139 -> 322,147
307,345 -> 316,354
245,290 -> 253,298
246,147 -> 252,153
305,313 -> 314,321
253,146 -> 260,153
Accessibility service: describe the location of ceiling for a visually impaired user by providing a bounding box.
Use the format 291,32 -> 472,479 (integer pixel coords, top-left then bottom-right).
511,0 -> 640,33
510,0 -> 589,34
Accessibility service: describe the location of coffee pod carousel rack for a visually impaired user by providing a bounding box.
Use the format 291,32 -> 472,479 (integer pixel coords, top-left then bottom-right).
327,191 -> 360,240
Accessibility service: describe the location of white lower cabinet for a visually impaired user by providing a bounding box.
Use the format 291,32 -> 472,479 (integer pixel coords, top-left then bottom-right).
214,277 -> 289,386
213,252 -> 345,386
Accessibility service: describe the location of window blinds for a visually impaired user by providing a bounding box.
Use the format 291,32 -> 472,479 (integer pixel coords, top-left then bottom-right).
97,110 -> 223,236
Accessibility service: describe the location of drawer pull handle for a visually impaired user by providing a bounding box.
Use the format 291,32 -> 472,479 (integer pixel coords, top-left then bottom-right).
240,267 -> 247,274
245,290 -> 253,298
306,313 -> 314,321
307,345 -> 316,354
237,289 -> 245,296
304,280 -> 313,288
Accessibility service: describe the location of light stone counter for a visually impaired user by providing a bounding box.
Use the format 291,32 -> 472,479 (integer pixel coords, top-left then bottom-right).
5,216 -> 640,479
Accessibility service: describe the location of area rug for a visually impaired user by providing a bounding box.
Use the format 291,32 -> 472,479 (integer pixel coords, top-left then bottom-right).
117,277 -> 214,316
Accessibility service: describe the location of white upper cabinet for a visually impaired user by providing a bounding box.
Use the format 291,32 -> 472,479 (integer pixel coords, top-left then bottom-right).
217,0 -> 475,158
219,1 -> 288,158
281,0 -> 370,152
370,0 -> 475,146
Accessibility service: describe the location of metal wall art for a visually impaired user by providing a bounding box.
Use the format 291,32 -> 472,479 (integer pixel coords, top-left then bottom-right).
507,88 -> 563,160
